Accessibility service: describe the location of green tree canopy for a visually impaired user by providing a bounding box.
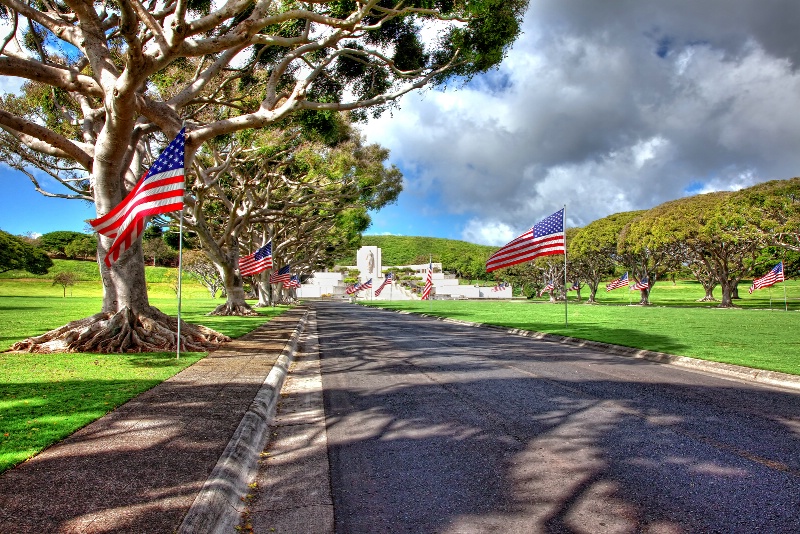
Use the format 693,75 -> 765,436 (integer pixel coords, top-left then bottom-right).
38,231 -> 86,257
0,230 -> 53,274
569,211 -> 644,302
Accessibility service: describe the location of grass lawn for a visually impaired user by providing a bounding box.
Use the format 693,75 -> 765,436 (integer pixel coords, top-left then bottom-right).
363,279 -> 800,377
0,277 -> 288,474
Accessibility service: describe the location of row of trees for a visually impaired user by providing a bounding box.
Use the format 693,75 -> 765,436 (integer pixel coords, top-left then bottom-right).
499,178 -> 800,307
1,0 -> 529,352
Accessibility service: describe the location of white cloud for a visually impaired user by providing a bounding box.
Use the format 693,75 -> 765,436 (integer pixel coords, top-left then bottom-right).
461,219 -> 516,246
363,1 -> 800,237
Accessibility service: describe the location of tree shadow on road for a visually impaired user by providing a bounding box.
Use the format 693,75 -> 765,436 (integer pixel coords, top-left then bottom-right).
314,303 -> 800,533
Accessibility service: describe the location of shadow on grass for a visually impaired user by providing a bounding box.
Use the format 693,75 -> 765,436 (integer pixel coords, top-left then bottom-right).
0,308 -> 310,532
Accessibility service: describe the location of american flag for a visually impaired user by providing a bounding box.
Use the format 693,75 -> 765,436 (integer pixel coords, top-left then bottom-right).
239,242 -> 272,276
486,209 -> 565,272
345,283 -> 359,295
539,281 -> 554,297
283,274 -> 301,289
491,281 -> 508,292
374,272 -> 393,297
568,281 -> 581,291
605,272 -> 629,291
421,260 -> 433,300
91,128 -> 185,266
631,276 -> 649,291
361,278 -> 372,290
749,262 -> 784,294
269,264 -> 291,284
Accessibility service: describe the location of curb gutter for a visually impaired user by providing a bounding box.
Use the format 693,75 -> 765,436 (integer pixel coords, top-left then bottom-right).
373,305 -> 800,393
178,308 -> 310,534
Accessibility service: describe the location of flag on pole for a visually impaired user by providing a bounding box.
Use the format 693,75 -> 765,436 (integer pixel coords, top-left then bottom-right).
606,272 -> 629,291
539,281 -> 554,297
91,128 -> 185,266
486,209 -> 566,272
631,276 -> 650,291
269,264 -> 291,284
749,262 -> 784,293
491,281 -> 508,292
238,242 -> 273,276
421,260 -> 433,300
361,278 -> 372,290
374,272 -> 393,297
345,283 -> 359,295
283,275 -> 301,289
568,281 -> 581,291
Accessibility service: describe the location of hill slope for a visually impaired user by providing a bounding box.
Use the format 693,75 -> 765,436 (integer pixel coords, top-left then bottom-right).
336,235 -> 497,266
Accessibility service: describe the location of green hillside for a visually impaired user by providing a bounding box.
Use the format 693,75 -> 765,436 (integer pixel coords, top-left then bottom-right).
337,235 -> 497,266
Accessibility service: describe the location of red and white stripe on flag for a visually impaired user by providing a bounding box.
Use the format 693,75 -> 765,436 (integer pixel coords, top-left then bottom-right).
421,262 -> 433,300
91,129 -> 185,266
486,209 -> 565,272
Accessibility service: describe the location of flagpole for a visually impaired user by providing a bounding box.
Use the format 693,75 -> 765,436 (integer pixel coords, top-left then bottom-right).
563,204 -> 568,327
782,259 -> 788,312
176,207 -> 184,359
628,271 -> 633,305
428,255 -> 432,311
175,123 -> 187,360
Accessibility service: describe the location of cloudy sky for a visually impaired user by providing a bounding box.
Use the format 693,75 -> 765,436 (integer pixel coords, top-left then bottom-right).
3,0 -> 800,246
361,0 -> 800,245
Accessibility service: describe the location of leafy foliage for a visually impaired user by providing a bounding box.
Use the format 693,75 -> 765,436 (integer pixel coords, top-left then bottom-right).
0,230 -> 53,274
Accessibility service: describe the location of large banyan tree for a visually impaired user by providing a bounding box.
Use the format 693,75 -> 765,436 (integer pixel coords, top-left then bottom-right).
0,0 -> 528,352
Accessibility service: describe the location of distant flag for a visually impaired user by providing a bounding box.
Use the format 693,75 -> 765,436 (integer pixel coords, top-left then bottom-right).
749,262 -> 784,294
283,274 -> 301,289
361,278 -> 373,290
91,128 -> 185,266
421,260 -> 433,300
539,281 -> 554,297
345,283 -> 358,295
238,242 -> 273,276
491,281 -> 508,292
486,209 -> 565,272
269,264 -> 292,284
374,272 -> 393,297
568,281 -> 581,291
631,276 -> 650,291
606,272 -> 629,292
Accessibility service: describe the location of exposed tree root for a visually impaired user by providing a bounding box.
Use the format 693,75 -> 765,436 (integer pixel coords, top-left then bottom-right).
8,306 -> 230,354
207,302 -> 260,316
696,296 -> 718,302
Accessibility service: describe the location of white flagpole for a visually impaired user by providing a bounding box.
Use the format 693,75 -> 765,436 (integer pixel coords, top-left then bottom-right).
176,122 -> 187,360
428,255 -> 432,311
563,204 -> 568,327
782,259 -> 788,312
176,207 -> 184,359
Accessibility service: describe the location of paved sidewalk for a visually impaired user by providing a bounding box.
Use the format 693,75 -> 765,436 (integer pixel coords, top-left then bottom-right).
238,307 -> 334,533
0,306 -> 308,534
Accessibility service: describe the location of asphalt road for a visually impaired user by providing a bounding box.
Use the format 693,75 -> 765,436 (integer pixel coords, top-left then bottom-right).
314,302 -> 800,533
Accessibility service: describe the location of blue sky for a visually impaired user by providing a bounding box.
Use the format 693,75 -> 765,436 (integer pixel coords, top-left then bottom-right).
4,1 -> 800,246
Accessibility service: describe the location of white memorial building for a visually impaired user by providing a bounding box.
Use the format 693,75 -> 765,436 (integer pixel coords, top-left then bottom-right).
295,245 -> 512,300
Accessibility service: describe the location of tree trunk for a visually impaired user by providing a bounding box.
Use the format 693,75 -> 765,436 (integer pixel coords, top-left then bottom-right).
11,236 -> 230,353
697,286 -> 717,302
637,288 -> 651,305
718,280 -> 736,307
209,262 -> 258,316
256,276 -> 271,307
587,284 -> 598,303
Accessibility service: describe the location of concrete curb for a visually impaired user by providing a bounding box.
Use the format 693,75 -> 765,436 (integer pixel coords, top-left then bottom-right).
178,309 -> 310,534
367,304 -> 800,393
